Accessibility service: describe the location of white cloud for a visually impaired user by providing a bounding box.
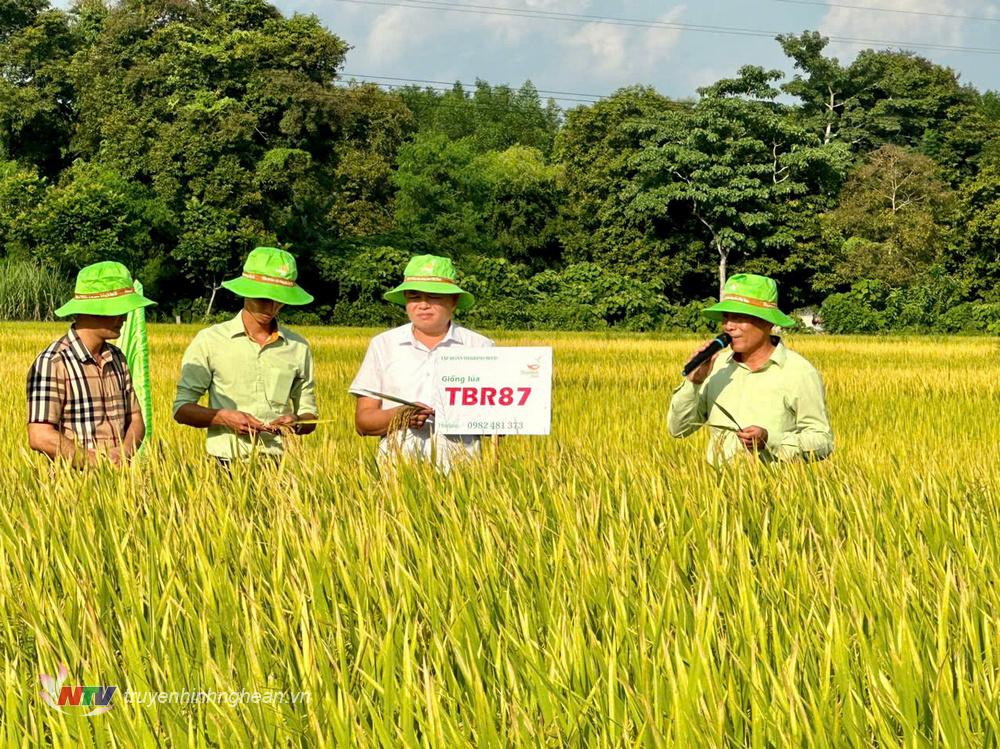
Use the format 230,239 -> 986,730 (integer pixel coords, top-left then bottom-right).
565,23 -> 630,78
364,7 -> 440,66
818,0 -> 998,60
358,1 -> 684,86
640,6 -> 685,67
563,6 -> 686,81
360,1 -> 596,66
477,0 -> 595,45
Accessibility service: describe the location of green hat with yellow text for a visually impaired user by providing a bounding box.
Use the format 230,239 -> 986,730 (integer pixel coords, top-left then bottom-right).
702,273 -> 797,328
221,247 -> 313,305
55,261 -> 156,318
384,254 -> 475,311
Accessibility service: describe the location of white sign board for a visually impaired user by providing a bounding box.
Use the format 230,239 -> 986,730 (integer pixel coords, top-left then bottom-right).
433,347 -> 552,435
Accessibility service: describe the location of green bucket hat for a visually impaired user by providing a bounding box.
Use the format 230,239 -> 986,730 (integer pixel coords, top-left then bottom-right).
383,254 -> 475,311
221,247 -> 313,306
703,273 -> 797,328
55,261 -> 156,318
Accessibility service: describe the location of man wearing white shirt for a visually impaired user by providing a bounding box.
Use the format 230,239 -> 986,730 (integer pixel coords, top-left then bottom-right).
350,255 -> 493,471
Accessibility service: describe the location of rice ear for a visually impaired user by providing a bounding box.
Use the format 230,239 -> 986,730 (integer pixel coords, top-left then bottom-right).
386,405 -> 422,454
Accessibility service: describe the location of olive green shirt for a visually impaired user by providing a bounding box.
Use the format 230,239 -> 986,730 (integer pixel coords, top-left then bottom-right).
172,313 -> 317,459
668,340 -> 833,466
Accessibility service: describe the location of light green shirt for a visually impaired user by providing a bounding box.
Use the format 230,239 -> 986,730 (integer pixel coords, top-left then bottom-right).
668,340 -> 833,466
172,313 -> 317,459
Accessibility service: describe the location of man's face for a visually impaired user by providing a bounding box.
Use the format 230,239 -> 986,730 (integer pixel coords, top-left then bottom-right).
722,313 -> 773,354
245,298 -> 284,325
404,290 -> 458,332
76,314 -> 126,340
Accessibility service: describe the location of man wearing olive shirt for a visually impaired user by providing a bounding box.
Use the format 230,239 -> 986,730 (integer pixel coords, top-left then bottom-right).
668,273 -> 833,466
172,247 -> 318,463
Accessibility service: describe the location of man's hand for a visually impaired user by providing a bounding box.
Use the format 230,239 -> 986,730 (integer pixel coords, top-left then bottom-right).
407,403 -> 434,430
268,414 -> 304,435
737,426 -> 768,453
686,341 -> 720,384
214,409 -> 272,435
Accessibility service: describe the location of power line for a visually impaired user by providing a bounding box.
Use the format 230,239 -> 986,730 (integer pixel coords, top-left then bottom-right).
329,0 -> 1000,56
343,72 -> 607,102
332,80 -> 697,129
333,80 -> 583,113
338,73 -> 696,109
341,79 -> 599,106
773,0 -> 1000,24
333,80 -> 700,132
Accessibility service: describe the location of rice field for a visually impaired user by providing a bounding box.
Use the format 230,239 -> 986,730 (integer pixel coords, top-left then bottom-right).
2,322 -> 1000,747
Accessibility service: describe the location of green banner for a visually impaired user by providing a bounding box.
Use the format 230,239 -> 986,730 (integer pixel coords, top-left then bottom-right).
118,279 -> 152,451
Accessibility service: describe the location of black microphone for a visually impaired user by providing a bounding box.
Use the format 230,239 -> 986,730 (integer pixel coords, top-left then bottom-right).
681,333 -> 731,377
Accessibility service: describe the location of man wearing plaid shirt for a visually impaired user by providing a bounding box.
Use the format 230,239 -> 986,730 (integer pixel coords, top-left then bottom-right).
27,262 -> 155,466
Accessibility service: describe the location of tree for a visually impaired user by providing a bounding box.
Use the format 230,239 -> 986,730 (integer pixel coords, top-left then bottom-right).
820,145 -> 956,288
630,66 -> 844,298
472,145 -> 562,268
0,158 -> 44,257
778,31 -> 856,146
843,50 -> 977,155
323,83 -> 414,241
0,1 -> 79,175
392,132 -> 484,258
779,33 -> 994,182
174,198 -> 269,316
953,150 -> 1000,297
392,134 -> 562,268
64,0 -> 352,309
555,86 -> 704,298
28,160 -> 173,292
398,80 -> 561,156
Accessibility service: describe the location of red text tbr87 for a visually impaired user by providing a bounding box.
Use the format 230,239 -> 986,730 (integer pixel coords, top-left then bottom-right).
444,387 -> 532,407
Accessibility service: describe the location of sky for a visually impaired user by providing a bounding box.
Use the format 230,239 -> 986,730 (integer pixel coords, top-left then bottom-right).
52,0 -> 1000,105
270,0 -> 1000,106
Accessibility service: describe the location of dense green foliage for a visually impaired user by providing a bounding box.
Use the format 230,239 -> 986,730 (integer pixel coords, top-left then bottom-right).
0,3 -> 997,331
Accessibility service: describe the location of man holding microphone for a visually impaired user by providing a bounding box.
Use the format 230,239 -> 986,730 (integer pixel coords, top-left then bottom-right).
668,273 -> 833,465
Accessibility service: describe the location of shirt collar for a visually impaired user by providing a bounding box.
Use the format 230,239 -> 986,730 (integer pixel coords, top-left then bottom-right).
225,311 -> 286,342
441,322 -> 461,345
66,325 -> 110,364
402,322 -> 460,350
725,337 -> 786,368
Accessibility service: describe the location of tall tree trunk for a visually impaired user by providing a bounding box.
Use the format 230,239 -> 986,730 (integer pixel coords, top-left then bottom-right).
205,284 -> 219,320
824,86 -> 835,145
693,208 -> 727,300
717,240 -> 728,300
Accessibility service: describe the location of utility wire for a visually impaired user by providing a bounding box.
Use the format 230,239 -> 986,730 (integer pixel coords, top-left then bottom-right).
338,74 -> 696,107
329,0 -> 1000,55
773,0 -> 1000,24
334,80 -> 705,123
339,79 -> 600,105
343,72 -> 607,101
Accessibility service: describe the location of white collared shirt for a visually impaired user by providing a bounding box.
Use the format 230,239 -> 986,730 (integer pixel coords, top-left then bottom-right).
349,323 -> 495,470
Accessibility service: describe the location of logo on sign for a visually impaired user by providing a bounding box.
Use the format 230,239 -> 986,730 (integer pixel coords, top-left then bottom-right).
521,355 -> 545,377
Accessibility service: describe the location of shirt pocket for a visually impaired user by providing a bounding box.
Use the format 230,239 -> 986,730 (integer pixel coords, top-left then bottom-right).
266,364 -> 298,408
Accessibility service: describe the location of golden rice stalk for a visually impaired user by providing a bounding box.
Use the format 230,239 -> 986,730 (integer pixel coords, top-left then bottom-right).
386,405 -> 422,454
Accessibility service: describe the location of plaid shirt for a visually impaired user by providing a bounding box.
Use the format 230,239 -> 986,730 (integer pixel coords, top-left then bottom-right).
27,327 -> 139,449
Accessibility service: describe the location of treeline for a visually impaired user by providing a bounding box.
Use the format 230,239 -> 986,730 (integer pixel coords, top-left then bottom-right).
1,0 -> 999,332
